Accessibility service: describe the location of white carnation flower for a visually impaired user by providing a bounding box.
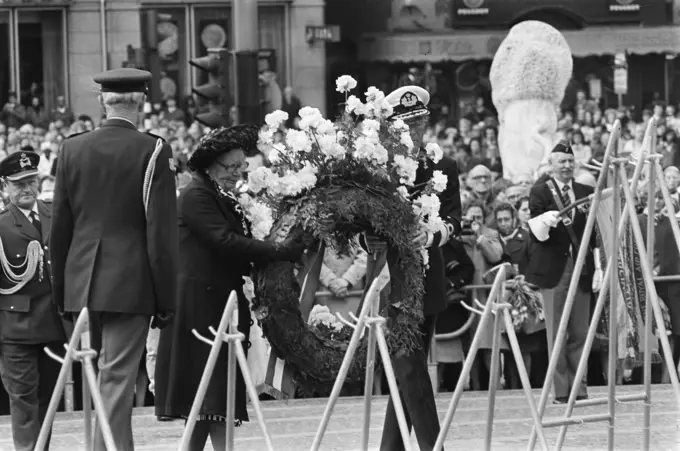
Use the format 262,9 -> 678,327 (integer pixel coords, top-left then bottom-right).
269,143 -> 285,164
265,110 -> 289,128
420,248 -> 430,268
362,119 -> 380,134
425,142 -> 443,164
298,106 -> 324,130
391,119 -> 409,133
365,86 -> 385,103
372,143 -> 389,166
259,128 -> 274,145
316,119 -> 336,136
393,155 -> 418,186
345,95 -> 364,114
432,170 -> 448,193
396,186 -> 410,199
400,132 -> 414,150
247,166 -> 275,194
318,134 -> 346,160
286,129 -> 313,153
336,75 -> 357,93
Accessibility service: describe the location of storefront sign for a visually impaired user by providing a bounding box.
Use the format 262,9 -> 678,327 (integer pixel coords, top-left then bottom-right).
613,52 -> 628,95
454,0 -> 489,17
614,68 -> 628,94
0,0 -> 71,4
359,25 -> 680,63
608,0 -> 641,13
305,25 -> 341,43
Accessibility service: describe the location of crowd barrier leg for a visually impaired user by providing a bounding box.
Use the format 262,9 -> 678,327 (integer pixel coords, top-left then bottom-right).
37,308 -> 116,451
433,265 -> 548,451
181,291 -> 274,451
527,120 -> 622,451
310,271 -> 412,451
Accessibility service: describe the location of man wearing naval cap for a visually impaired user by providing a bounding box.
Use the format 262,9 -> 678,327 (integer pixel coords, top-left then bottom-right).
50,68 -> 178,450
370,85 -> 462,451
0,150 -> 65,450
526,140 -> 603,404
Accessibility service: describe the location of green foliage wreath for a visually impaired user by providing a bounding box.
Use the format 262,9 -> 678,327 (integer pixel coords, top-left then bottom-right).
251,162 -> 425,396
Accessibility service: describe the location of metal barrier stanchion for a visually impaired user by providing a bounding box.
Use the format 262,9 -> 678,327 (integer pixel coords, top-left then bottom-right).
180,291 -> 274,451
310,275 -> 412,451
37,308 -> 117,451
433,265 -> 549,451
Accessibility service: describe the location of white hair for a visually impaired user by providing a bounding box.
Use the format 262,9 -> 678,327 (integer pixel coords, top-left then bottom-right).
99,91 -> 145,116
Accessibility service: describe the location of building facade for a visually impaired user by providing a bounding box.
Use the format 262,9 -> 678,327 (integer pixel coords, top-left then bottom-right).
0,0 -> 326,121
326,0 -> 680,116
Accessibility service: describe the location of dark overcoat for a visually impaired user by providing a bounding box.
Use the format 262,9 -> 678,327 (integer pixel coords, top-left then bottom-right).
50,118 -> 178,315
640,214 -> 680,334
0,201 -> 64,344
154,175 -> 282,421
412,155 -> 462,317
525,178 -> 595,292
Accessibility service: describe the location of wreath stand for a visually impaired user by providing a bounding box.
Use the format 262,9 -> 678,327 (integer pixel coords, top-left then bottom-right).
181,290 -> 274,451
309,245 -> 414,451
525,119 -> 680,451
36,308 -> 116,451
433,264 -> 550,451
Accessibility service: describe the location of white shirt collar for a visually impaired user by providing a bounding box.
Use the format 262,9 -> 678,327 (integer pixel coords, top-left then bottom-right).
17,202 -> 39,219
108,116 -> 136,127
553,177 -> 573,191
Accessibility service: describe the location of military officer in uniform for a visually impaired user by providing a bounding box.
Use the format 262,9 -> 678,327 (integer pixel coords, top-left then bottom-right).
0,150 -> 64,450
51,68 -> 178,450
363,86 -> 462,451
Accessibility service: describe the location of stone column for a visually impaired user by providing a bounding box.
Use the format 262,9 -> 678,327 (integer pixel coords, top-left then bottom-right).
289,0 -> 326,112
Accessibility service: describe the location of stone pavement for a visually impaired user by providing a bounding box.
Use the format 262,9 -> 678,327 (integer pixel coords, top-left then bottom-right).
1,385 -> 678,450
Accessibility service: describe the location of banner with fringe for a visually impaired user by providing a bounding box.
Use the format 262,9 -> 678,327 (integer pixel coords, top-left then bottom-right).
594,187 -> 666,370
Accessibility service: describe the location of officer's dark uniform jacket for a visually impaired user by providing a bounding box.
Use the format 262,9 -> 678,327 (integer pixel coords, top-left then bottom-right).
0,200 -> 64,344
50,119 -> 178,316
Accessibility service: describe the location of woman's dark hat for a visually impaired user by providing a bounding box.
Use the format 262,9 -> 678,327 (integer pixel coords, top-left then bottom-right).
93,68 -> 151,94
0,150 -> 40,182
188,124 -> 260,172
384,85 -> 431,122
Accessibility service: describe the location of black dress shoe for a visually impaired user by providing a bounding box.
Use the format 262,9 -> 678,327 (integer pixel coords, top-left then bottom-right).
576,395 -> 588,401
553,397 -> 568,404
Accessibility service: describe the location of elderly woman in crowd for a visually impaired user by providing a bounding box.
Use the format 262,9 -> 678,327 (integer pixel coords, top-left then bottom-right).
154,125 -> 305,451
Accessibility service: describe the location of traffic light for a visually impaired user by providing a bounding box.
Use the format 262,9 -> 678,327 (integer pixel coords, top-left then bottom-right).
234,51 -> 261,125
189,48 -> 230,128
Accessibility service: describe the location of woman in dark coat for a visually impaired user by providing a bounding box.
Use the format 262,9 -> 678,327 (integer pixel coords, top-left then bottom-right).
154,124 -> 304,450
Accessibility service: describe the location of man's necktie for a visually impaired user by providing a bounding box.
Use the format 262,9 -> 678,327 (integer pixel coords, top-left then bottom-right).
29,211 -> 42,239
562,185 -> 573,218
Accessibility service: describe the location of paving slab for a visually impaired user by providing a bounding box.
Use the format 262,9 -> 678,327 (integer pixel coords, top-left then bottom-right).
1,385 -> 678,450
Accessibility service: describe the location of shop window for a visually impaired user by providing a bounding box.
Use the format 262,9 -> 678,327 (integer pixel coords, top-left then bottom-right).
0,10 -> 11,107
141,8 -> 188,107
17,9 -> 65,115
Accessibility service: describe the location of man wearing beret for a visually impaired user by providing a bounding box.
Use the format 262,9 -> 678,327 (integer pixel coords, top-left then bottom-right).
364,85 -> 462,451
50,68 -> 178,450
0,150 -> 64,450
526,140 -> 603,404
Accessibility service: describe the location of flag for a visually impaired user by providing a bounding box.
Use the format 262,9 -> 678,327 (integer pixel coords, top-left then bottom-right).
594,185 -> 661,369
259,349 -> 296,400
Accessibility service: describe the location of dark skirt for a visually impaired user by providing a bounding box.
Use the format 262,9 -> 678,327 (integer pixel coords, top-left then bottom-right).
154,294 -> 252,422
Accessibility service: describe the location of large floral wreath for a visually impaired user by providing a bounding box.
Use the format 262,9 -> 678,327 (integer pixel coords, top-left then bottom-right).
239,76 -> 447,395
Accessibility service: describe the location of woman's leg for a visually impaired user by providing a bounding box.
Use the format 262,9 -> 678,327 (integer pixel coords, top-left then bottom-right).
186,420 -> 210,451
209,421 -> 227,451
